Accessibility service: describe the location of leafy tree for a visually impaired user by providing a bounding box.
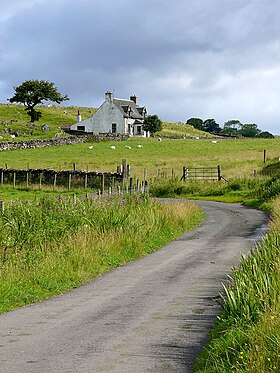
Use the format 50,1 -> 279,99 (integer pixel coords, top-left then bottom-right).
186,118 -> 204,130
239,123 -> 260,137
257,131 -> 274,139
9,80 -> 69,122
203,118 -> 221,134
222,120 -> 242,136
143,114 -> 162,134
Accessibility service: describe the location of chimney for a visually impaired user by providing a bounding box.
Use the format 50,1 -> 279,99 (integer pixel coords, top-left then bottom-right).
105,91 -> 114,102
77,110 -> 82,122
130,95 -> 138,105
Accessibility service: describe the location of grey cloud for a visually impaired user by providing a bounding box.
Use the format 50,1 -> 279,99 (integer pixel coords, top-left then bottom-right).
1,0 -> 280,133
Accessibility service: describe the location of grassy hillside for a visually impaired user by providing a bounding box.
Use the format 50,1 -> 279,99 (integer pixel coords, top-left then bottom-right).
0,103 -> 211,141
0,103 -> 96,141
158,121 -> 215,138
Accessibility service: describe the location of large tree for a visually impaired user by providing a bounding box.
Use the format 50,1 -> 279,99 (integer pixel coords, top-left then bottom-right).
143,114 -> 162,134
239,123 -> 260,137
186,117 -> 204,130
9,80 -> 69,122
222,120 -> 242,136
203,118 -> 221,134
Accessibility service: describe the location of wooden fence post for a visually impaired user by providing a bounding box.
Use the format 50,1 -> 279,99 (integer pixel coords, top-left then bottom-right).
39,172 -> 42,190
264,149 -> 266,163
144,168 -> 147,183
129,177 -> 133,193
144,180 -> 149,193
217,165 -> 222,181
53,172 -> 57,189
181,167 -> 186,181
101,174 -> 105,194
68,172 -> 72,190
1,170 -> 3,186
26,171 -> 29,188
122,159 -> 127,180
84,173 -> 88,189
13,171 -> 16,188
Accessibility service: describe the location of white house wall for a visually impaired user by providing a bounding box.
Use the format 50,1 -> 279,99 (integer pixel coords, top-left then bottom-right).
70,100 -> 126,134
92,101 -> 125,134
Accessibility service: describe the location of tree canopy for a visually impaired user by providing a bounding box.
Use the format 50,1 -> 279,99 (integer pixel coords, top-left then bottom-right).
9,80 -> 69,122
222,120 -> 242,136
143,114 -> 162,134
186,118 -> 204,130
238,123 -> 260,138
203,118 -> 221,134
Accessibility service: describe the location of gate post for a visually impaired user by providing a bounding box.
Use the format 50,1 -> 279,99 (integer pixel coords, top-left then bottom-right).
217,165 -> 222,181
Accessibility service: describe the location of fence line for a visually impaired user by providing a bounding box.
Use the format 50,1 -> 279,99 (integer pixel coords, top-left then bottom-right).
0,179 -> 149,212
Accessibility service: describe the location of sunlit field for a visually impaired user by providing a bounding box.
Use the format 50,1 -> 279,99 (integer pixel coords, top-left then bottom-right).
0,137 -> 279,180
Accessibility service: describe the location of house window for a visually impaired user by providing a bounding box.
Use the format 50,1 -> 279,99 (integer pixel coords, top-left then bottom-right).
137,126 -> 142,134
112,123 -> 117,133
77,125 -> 85,131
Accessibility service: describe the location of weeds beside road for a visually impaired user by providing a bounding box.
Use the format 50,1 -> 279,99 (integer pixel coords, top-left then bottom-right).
0,194 -> 203,314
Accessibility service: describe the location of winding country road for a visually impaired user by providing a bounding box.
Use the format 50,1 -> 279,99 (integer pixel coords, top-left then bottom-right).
0,200 -> 268,373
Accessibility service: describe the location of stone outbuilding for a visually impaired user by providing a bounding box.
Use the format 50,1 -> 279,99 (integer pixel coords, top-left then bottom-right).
70,91 -> 148,136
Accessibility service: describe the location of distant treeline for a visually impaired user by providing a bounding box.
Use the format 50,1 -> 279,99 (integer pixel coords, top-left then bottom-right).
186,118 -> 274,138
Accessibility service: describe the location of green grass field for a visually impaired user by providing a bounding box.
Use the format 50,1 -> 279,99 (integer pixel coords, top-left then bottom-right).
0,137 -> 280,181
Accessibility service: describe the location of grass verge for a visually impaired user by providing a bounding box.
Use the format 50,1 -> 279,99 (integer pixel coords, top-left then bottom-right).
194,196 -> 280,372
0,194 -> 204,314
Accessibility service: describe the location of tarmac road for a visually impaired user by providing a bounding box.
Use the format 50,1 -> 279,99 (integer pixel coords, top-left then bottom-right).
0,200 -> 268,373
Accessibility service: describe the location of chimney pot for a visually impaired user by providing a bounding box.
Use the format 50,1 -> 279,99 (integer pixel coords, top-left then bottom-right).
130,95 -> 138,105
105,91 -> 114,102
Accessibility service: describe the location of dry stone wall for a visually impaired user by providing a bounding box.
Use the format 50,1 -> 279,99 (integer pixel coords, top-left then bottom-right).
0,134 -> 129,151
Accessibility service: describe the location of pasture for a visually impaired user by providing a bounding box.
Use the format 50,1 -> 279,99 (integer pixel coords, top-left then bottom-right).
0,137 -> 279,181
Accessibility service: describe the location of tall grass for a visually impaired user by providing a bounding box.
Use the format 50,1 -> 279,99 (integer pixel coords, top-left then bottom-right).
194,196 -> 280,372
0,194 -> 203,313
149,177 -> 270,203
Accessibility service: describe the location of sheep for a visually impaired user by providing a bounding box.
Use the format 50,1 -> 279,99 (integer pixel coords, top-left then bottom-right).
88,146 -> 93,149
125,145 -> 132,149
136,144 -> 143,148
110,145 -> 116,149
158,137 -> 162,142
211,140 -> 218,144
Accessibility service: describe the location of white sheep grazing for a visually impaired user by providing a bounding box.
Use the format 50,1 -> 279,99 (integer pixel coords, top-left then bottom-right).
158,137 -> 162,142
88,146 -> 93,149
110,145 -> 116,149
211,140 -> 218,144
125,145 -> 131,149
136,144 -> 143,148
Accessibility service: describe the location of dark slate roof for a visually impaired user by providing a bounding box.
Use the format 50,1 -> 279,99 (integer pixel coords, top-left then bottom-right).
113,98 -> 145,120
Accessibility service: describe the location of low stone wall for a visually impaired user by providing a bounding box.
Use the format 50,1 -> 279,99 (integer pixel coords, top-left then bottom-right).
0,134 -> 129,151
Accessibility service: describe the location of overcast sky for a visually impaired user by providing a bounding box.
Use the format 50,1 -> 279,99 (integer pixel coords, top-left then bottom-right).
1,0 -> 280,134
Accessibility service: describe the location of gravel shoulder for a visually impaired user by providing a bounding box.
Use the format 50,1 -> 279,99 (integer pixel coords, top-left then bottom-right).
0,200 -> 268,373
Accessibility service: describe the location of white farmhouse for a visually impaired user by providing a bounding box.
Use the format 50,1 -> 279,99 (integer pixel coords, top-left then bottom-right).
70,91 -> 148,136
